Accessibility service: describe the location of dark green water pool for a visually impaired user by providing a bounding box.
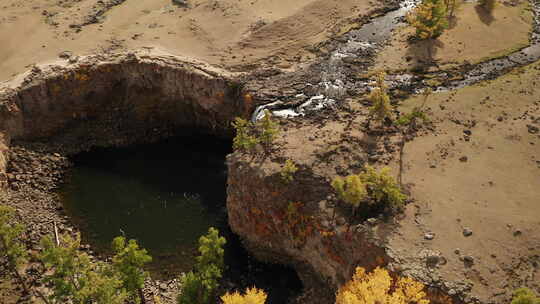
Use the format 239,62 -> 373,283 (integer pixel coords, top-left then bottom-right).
59,134 -> 302,303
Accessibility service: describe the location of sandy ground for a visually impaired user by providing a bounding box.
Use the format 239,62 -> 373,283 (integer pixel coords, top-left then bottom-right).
0,0 -> 379,81
1,0 -> 539,303
251,58 -> 540,302
388,62 -> 540,302
374,0 -> 533,71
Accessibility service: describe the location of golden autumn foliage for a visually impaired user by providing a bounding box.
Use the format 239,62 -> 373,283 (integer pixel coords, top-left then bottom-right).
407,0 -> 448,40
336,267 -> 429,304
221,287 -> 267,304
331,175 -> 367,209
368,71 -> 393,122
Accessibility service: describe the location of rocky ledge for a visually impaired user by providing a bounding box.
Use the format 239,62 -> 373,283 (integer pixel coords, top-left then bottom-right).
225,109 -> 466,304
0,48 -> 251,154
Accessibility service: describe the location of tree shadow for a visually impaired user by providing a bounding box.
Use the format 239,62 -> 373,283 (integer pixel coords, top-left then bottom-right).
475,5 -> 495,25
448,15 -> 459,29
405,38 -> 445,70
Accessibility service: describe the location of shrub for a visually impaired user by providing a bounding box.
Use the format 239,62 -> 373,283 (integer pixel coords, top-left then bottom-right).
178,271 -> 206,304
280,159 -> 298,183
396,89 -> 432,128
40,233 -> 128,304
395,110 -> 430,127
221,287 -> 267,304
368,72 -> 393,123
332,165 -> 406,213
178,227 -> 226,304
0,205 -> 28,290
256,110 -> 279,148
232,117 -> 258,152
359,165 -> 406,209
111,236 -> 152,303
407,0 -> 449,40
331,175 -> 368,210
336,267 -> 429,304
512,288 -> 540,304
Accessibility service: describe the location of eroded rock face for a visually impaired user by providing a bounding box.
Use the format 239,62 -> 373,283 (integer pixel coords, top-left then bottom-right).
0,132 -> 8,191
0,50 -> 251,153
226,152 -> 392,301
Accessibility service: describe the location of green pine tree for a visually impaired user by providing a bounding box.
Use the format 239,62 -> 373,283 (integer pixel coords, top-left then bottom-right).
177,227 -> 226,304
111,236 -> 152,304
39,233 -> 128,304
0,205 -> 28,292
232,117 -> 259,152
331,175 -> 368,210
360,165 -> 406,210
256,110 -> 279,148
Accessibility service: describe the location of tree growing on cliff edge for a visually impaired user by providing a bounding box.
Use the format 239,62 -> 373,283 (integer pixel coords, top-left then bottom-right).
336,267 -> 429,304
0,205 -> 29,292
332,165 -> 405,218
360,165 -> 406,211
232,117 -> 259,152
177,227 -> 226,304
280,159 -> 298,183
256,109 -> 279,149
331,175 -> 368,213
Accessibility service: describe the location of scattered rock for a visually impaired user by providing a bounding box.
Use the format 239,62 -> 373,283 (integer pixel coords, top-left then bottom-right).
424,232 -> 435,240
513,229 -> 522,236
58,51 -> 73,59
172,0 -> 188,6
463,130 -> 472,136
426,254 -> 440,266
463,227 -> 473,237
463,255 -> 474,266
527,124 -> 539,134
459,156 -> 468,162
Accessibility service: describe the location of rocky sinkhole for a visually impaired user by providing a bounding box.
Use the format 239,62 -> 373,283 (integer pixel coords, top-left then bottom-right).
58,134 -> 303,303
0,51 -> 303,303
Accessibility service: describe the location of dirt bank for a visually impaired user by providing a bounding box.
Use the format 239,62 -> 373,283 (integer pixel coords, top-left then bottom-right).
0,0 -> 389,80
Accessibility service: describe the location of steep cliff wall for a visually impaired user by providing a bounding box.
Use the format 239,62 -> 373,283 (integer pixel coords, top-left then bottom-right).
0,132 -> 8,192
0,49 -> 251,152
226,152 -> 392,301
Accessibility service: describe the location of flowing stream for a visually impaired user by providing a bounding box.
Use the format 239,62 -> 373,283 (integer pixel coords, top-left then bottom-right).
253,0 -> 540,121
